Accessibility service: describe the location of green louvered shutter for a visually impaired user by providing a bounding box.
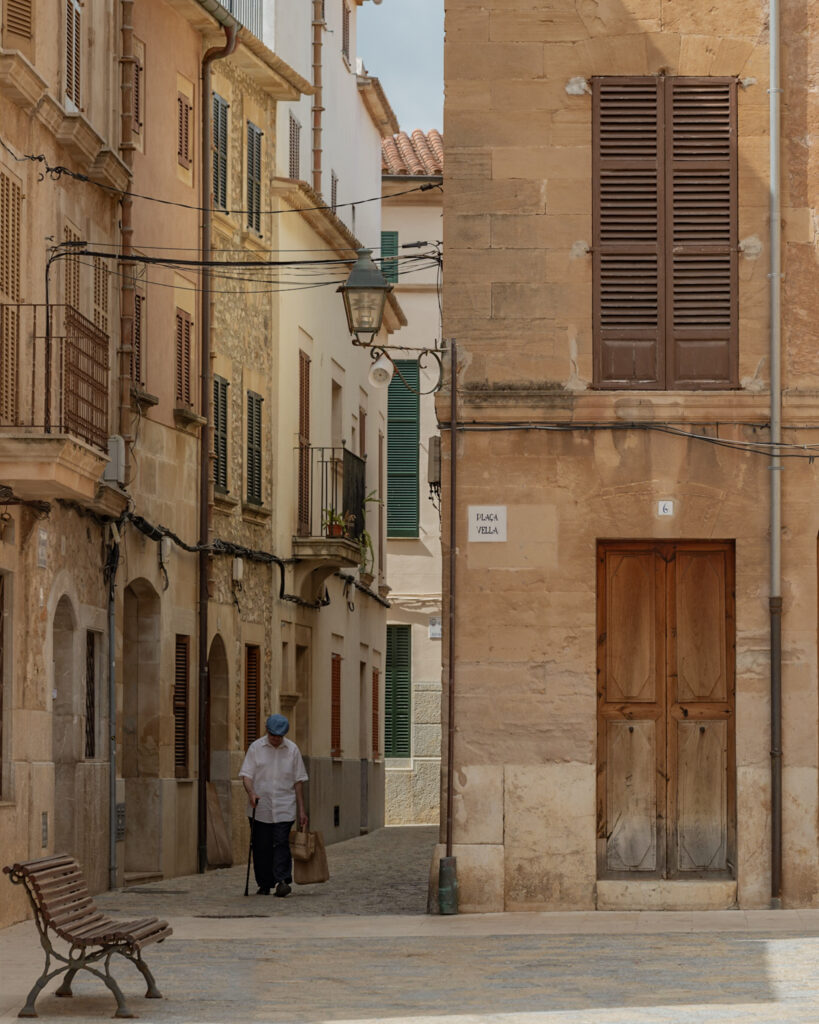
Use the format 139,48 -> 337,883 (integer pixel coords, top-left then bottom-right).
213,375 -> 228,493
380,230 -> 399,283
385,625 -> 411,757
246,390 -> 262,504
387,360 -> 419,537
213,94 -> 228,210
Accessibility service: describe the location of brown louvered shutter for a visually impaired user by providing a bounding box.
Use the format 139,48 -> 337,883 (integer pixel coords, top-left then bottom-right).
6,0 -> 33,40
178,93 -> 192,168
0,169 -> 21,423
93,257 -> 108,333
131,292 -> 144,385
371,668 -> 379,758
246,390 -> 263,505
593,77 -> 664,388
174,635 -> 189,777
331,654 -> 342,757
289,114 -> 300,180
297,351 -> 311,535
666,78 -> 737,388
65,0 -> 81,109
175,308 -> 192,406
245,645 -> 260,749
133,52 -> 143,137
64,224 -> 81,310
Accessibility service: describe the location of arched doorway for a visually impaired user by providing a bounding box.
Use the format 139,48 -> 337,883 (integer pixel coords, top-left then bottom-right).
122,578 -> 161,877
207,634 -> 233,865
52,595 -> 79,858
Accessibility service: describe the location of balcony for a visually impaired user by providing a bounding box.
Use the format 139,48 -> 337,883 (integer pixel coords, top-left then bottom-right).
291,445 -> 366,597
223,0 -> 262,38
0,304 -> 119,510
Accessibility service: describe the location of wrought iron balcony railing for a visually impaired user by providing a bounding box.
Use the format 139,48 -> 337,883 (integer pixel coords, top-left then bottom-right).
296,444 -> 366,540
223,0 -> 262,37
0,303 -> 110,451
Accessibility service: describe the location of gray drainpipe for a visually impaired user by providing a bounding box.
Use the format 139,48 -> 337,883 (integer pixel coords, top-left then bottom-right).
196,6 -> 239,874
768,0 -> 783,909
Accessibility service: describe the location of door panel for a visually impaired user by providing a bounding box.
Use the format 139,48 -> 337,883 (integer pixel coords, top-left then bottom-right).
597,540 -> 735,879
606,719 -> 658,872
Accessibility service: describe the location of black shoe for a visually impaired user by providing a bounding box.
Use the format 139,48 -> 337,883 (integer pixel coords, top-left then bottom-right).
256,887 -> 270,895
274,881 -> 291,898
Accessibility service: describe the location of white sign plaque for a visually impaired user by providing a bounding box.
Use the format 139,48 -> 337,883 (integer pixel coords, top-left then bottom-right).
468,505 -> 507,542
657,500 -> 674,517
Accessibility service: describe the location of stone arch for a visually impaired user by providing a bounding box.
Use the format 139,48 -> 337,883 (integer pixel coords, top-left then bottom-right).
208,634 -> 230,783
122,577 -> 162,876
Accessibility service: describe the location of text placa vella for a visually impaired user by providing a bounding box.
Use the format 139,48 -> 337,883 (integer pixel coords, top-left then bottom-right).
468,506 -> 507,542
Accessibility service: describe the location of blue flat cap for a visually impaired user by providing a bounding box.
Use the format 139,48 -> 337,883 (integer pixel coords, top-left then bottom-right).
266,714 -> 289,736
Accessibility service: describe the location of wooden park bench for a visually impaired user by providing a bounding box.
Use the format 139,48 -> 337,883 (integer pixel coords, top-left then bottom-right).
3,854 -> 172,1018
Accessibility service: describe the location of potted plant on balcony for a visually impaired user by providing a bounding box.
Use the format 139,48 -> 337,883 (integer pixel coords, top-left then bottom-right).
322,508 -> 354,538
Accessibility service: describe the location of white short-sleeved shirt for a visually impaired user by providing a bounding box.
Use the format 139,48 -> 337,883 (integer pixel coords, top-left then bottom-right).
239,736 -> 308,824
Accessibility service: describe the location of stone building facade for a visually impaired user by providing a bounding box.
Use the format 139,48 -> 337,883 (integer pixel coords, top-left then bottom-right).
438,1 -> 819,911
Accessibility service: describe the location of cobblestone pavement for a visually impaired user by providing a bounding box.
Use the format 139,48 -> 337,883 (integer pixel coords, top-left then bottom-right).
3,826 -> 819,1024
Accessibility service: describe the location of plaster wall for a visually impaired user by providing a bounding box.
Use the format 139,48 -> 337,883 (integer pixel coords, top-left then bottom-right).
441,0 -> 819,910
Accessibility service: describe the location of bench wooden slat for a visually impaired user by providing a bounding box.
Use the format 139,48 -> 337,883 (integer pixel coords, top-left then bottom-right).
38,888 -> 92,914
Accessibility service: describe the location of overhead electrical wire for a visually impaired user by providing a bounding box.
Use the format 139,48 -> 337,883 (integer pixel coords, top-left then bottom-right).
0,134 -> 441,216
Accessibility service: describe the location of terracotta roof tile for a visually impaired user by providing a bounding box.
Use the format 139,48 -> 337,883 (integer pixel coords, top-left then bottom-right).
382,130 -> 443,175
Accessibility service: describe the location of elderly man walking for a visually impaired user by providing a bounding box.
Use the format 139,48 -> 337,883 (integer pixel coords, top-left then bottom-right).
239,714 -> 308,896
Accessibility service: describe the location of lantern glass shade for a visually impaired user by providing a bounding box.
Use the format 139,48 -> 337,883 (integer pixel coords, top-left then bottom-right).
338,248 -> 392,342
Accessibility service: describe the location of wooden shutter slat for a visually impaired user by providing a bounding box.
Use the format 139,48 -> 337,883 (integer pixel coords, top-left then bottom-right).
174,636 -> 189,777
593,77 -> 664,388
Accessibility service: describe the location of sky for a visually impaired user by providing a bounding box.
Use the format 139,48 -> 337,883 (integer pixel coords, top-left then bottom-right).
357,0 -> 444,134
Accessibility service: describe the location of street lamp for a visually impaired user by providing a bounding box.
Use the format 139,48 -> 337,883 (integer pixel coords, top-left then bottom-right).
338,248 -> 392,346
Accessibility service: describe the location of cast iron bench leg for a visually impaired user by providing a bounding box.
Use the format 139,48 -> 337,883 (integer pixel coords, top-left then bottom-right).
132,954 -> 163,998
55,968 -> 78,997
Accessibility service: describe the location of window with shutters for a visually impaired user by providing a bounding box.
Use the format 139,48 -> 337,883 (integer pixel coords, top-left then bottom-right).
132,40 -> 145,141
385,626 -> 411,758
175,308 -> 193,407
387,361 -> 420,537
0,575 -> 6,796
93,257 -> 108,334
173,635 -> 189,777
289,113 -> 300,181
593,76 -> 738,390
246,390 -> 263,505
341,0 -> 350,62
371,668 -> 379,758
381,231 -> 399,284
245,644 -> 260,749
377,431 -> 385,573
64,224 -> 81,310
297,351 -> 310,535
177,92 -> 192,169
4,0 -> 34,56
213,94 -> 229,210
0,167 -> 22,424
246,121 -> 262,233
65,0 -> 81,111
330,171 -> 339,214
331,653 -> 342,757
131,292 -> 145,386
84,631 -> 96,759
213,375 -> 229,493
359,406 -> 366,458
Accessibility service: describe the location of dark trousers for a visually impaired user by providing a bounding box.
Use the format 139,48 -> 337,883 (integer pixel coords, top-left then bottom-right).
249,818 -> 293,891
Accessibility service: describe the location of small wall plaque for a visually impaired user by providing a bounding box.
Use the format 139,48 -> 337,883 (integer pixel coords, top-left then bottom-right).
657,500 -> 674,516
468,505 -> 507,542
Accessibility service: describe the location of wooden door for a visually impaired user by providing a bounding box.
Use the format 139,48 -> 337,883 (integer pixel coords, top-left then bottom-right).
597,541 -> 735,878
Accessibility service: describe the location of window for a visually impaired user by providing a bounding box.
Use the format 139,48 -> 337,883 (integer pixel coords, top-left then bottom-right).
377,431 -> 384,574
387,361 -> 420,537
213,94 -> 229,210
84,631 -> 96,758
288,113 -> 300,180
385,626 -> 410,757
331,653 -> 342,757
0,167 -> 22,423
5,0 -> 34,56
371,668 -> 379,758
358,406 -> 366,458
93,257 -> 108,333
132,42 -> 144,139
65,0 -> 81,110
213,375 -> 229,492
341,0 -> 350,62
330,170 -> 338,214
246,121 -> 262,232
175,307 -> 193,407
0,575 -> 5,794
297,351 -> 310,535
131,292 -> 145,386
246,390 -> 263,504
63,224 -> 81,310
380,230 -> 399,284
593,76 -> 737,390
245,644 -> 260,749
177,92 -> 192,168
173,635 -> 189,777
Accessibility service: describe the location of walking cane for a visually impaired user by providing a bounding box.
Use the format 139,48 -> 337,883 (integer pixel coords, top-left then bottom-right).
244,804 -> 256,897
